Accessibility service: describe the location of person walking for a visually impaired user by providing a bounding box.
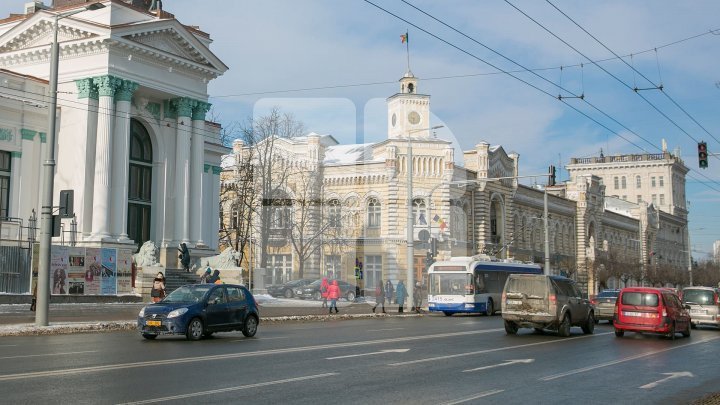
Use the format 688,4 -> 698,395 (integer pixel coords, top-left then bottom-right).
396,280 -> 407,313
413,282 -> 423,313
151,272 -> 166,303
178,243 -> 191,273
373,279 -> 386,313
327,280 -> 341,314
198,267 -> 212,284
320,277 -> 330,308
385,280 -> 394,304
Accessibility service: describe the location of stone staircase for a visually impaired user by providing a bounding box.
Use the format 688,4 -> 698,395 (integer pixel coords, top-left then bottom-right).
164,268 -> 199,294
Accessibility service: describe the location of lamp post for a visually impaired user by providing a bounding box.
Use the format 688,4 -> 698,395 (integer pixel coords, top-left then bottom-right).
406,125 -> 443,311
36,3 -> 105,326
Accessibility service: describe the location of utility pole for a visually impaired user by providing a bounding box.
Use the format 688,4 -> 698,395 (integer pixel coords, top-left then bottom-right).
544,189 -> 550,275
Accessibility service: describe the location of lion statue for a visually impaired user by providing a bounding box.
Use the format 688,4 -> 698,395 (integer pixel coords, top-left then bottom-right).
204,248 -> 241,269
133,240 -> 161,267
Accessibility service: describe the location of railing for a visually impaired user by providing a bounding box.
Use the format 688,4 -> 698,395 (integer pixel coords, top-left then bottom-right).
570,152 -> 681,165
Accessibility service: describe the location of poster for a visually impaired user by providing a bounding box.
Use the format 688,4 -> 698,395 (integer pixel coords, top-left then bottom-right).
67,247 -> 86,295
50,245 -> 69,295
100,248 -> 117,295
117,248 -> 133,295
85,248 -> 102,295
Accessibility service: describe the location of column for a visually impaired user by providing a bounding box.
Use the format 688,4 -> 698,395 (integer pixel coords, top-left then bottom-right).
19,130 -> 39,223
190,101 -> 210,245
74,78 -> 99,238
9,151 -> 22,220
111,79 -> 139,240
172,97 -> 195,244
90,75 -> 121,241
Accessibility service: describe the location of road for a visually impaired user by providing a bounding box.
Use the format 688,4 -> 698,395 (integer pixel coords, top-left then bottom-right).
0,315 -> 718,404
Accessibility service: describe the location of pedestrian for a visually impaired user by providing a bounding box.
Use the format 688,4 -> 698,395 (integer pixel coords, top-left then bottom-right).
207,269 -> 222,284
373,279 -> 386,313
413,282 -> 423,313
327,280 -> 340,314
396,280 -> 407,313
320,277 -> 330,308
178,243 -> 191,273
385,279 -> 394,304
151,272 -> 166,303
30,283 -> 37,312
198,267 -> 212,284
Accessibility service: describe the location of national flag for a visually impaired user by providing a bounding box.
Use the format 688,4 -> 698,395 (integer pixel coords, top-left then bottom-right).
433,214 -> 440,222
401,32 -> 408,44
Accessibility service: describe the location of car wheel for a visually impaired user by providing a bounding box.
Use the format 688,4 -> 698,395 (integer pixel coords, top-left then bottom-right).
558,313 -> 571,337
142,333 -> 157,340
681,322 -> 691,338
284,289 -> 294,299
504,320 -> 518,335
186,317 -> 204,341
242,315 -> 258,337
313,291 -> 322,301
614,328 -> 624,337
667,322 -> 676,340
581,312 -> 595,335
443,311 -> 453,317
346,291 -> 356,302
485,299 -> 494,316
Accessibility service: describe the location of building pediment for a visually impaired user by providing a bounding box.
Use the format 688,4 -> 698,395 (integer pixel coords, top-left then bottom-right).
0,18 -> 99,53
122,28 -> 209,66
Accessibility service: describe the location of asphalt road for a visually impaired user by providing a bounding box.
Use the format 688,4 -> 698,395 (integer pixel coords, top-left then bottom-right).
0,315 -> 718,404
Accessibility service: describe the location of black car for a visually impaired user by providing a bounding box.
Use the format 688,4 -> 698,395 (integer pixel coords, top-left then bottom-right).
137,283 -> 259,340
295,279 -> 357,301
267,278 -> 316,298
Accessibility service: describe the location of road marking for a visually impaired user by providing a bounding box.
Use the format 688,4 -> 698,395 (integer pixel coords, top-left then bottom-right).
117,373 -> 339,404
540,336 -> 720,381
231,336 -> 288,342
0,345 -> 18,347
640,372 -> 694,389
440,389 -> 505,404
0,350 -> 97,360
463,359 -> 534,372
0,328 -> 501,381
388,332 -> 612,366
327,348 -> 409,360
367,328 -> 405,332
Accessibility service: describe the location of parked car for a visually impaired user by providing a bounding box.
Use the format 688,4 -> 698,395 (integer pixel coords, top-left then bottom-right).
591,289 -> 620,323
681,286 -> 719,329
295,279 -> 357,301
267,278 -> 316,298
613,287 -> 690,339
137,283 -> 259,341
501,274 -> 595,337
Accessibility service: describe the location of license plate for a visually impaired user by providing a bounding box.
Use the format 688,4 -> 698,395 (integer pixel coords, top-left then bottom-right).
146,320 -> 161,327
507,300 -> 523,306
691,309 -> 706,315
623,311 -> 641,317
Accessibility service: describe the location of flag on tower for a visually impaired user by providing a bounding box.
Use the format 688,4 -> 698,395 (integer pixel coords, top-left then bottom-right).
401,32 -> 408,43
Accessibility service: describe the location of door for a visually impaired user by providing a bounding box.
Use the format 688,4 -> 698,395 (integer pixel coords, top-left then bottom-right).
226,286 -> 248,327
205,287 -> 229,330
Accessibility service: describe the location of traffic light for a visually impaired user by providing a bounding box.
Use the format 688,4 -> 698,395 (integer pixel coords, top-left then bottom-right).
698,141 -> 708,169
548,165 -> 556,186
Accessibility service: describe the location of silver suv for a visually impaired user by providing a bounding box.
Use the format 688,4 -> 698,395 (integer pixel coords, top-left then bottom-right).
681,287 -> 719,329
501,274 -> 595,337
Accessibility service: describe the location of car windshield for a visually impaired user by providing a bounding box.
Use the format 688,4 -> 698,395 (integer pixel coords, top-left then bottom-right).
682,289 -> 715,305
505,276 -> 546,298
163,285 -> 213,303
621,292 -> 658,307
598,290 -> 619,298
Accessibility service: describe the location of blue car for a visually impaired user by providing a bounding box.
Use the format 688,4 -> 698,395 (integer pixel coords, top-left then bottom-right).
137,283 -> 259,340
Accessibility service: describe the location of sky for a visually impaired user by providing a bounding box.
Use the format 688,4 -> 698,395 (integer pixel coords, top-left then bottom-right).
1,0 -> 718,258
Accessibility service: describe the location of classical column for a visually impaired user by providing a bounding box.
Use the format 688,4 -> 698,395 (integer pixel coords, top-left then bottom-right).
90,75 -> 121,241
74,78 -> 99,238
19,130 -> 39,223
190,101 -> 211,246
9,151 -> 22,219
111,79 -> 139,240
172,97 -> 195,244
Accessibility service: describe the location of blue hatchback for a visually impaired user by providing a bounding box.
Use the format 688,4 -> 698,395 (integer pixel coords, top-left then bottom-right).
137,283 -> 259,340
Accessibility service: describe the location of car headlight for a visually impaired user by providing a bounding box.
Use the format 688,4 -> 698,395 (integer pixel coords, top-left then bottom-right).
138,307 -> 145,317
296,289 -> 302,294
167,308 -> 188,318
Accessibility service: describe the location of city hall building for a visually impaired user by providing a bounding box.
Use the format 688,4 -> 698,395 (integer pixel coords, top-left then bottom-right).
222,71 -> 690,296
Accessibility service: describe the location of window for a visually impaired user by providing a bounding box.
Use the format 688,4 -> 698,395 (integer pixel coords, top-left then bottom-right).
270,204 -> 291,229
636,175 -> 641,188
637,195 -> 642,204
128,119 -> 153,247
208,287 -> 226,305
267,254 -> 292,285
613,176 -> 619,189
413,198 -> 427,225
0,151 -> 10,219
364,255 -> 382,291
226,286 -> 245,302
367,198 -> 381,228
659,176 -> 664,187
652,194 -> 657,205
324,255 -> 341,279
651,176 -> 656,187
659,194 -> 665,205
327,199 -> 341,228
230,204 -> 238,229
621,176 -> 626,189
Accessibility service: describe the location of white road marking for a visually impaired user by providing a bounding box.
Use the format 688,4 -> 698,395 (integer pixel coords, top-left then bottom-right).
0,350 -> 97,360
463,359 -> 534,372
117,373 -> 339,404
640,372 -> 694,389
0,344 -> 18,347
0,328 -> 501,381
231,336 -> 288,342
326,348 -> 409,360
367,328 -> 405,332
540,336 -> 720,381
440,389 -> 505,404
389,332 -> 612,366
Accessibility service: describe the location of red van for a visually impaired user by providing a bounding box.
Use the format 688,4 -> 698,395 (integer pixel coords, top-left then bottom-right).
613,287 -> 691,339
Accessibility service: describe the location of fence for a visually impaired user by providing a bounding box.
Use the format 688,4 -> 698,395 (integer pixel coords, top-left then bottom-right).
0,243 -> 32,294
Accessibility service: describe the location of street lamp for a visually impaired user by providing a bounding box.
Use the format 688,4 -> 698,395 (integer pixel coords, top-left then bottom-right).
36,2 -> 105,326
406,125 -> 443,311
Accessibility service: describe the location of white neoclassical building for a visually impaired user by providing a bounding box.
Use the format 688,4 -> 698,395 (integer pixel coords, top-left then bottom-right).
0,0 -> 228,268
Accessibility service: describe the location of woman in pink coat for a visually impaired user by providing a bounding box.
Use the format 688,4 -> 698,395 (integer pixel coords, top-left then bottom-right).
327,280 -> 341,314
320,277 -> 330,308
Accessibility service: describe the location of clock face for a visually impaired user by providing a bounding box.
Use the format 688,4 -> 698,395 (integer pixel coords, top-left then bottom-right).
391,113 -> 397,127
408,111 -> 421,125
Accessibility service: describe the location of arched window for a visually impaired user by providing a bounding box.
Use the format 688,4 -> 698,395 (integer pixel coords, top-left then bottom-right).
128,119 -> 153,249
367,198 -> 381,228
327,199 -> 341,228
413,198 -> 427,225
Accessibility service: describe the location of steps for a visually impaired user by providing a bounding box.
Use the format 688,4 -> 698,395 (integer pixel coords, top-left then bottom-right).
164,269 -> 199,294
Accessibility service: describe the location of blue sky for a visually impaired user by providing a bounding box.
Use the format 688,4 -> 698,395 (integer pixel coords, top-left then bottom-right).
2,0 -> 718,258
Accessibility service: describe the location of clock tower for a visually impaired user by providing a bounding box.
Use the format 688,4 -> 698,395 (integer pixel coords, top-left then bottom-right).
387,71 -> 431,139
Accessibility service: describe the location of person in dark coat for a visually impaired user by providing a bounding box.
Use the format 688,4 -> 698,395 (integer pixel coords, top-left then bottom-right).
396,280 -> 407,313
151,272 -> 166,303
178,243 -> 191,273
373,279 -> 386,313
413,282 -> 423,313
207,269 -> 221,284
385,280 -> 394,304
198,267 -> 212,284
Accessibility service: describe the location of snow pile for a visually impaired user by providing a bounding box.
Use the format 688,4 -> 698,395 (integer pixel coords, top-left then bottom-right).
0,321 -> 136,337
